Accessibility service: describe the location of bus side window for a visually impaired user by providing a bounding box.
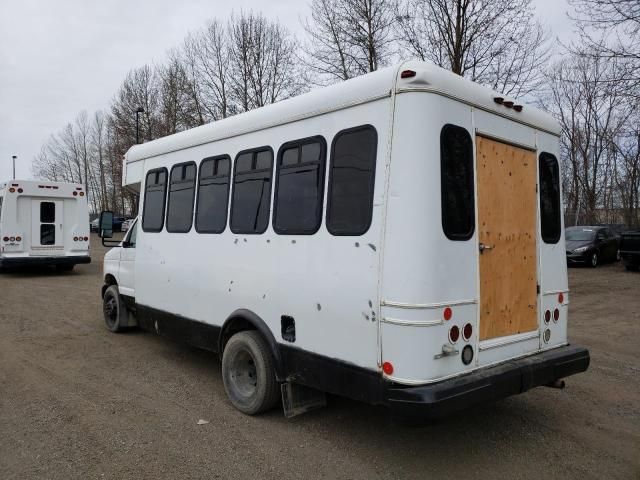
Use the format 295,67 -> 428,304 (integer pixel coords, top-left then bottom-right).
166,162 -> 197,233
440,124 -> 474,240
326,125 -> 377,236
273,136 -> 327,235
230,147 -> 274,234
142,168 -> 168,232
195,155 -> 231,234
539,152 -> 561,244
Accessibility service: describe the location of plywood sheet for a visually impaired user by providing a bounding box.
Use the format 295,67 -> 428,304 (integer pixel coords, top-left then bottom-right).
476,136 -> 538,340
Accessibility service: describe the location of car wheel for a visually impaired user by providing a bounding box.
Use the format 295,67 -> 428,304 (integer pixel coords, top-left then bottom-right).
103,285 -> 129,333
590,252 -> 598,268
222,331 -> 280,415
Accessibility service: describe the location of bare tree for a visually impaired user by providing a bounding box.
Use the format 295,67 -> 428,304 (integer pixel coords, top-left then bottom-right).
302,0 -> 396,83
395,0 -> 550,97
228,11 -> 302,111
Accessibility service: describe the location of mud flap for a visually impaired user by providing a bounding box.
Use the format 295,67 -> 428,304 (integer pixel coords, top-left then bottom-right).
281,381 -> 326,418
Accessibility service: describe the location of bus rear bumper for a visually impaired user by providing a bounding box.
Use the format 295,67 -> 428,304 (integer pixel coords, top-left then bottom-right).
0,255 -> 91,269
386,344 -> 590,421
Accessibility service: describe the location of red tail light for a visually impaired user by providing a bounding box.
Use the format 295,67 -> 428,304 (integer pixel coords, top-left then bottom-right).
449,325 -> 460,343
544,310 -> 551,324
382,361 -> 394,375
503,100 -> 514,108
553,308 -> 560,322
443,307 -> 453,321
558,292 -> 564,304
463,323 -> 473,341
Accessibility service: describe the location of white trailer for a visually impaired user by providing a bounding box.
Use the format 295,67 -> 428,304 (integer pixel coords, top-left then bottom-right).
0,180 -> 91,271
100,60 -> 589,419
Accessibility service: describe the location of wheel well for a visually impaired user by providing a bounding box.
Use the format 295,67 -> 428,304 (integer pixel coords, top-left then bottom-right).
220,310 -> 284,381
102,274 -> 117,298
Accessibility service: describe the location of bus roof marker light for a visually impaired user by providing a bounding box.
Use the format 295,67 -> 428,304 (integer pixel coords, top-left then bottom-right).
400,69 -> 416,79
494,97 -> 504,104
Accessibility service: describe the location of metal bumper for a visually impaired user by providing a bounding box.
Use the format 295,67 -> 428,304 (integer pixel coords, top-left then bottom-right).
386,345 -> 590,421
0,255 -> 91,268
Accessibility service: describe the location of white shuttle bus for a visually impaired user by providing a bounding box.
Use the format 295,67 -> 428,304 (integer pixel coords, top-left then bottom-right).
0,180 -> 91,271
100,61 -> 589,420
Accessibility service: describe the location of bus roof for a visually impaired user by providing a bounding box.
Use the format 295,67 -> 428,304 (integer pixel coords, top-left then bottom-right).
126,60 -> 560,165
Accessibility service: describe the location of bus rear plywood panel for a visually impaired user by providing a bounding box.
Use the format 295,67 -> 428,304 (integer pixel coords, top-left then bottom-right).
476,136 -> 538,341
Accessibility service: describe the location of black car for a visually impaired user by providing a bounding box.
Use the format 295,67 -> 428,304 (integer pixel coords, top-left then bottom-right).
620,230 -> 640,271
565,226 -> 620,267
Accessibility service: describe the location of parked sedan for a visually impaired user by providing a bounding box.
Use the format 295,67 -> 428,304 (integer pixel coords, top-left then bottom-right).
566,226 -> 620,267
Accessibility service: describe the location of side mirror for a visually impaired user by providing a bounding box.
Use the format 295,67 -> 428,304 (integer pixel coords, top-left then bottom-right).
99,211 -> 114,239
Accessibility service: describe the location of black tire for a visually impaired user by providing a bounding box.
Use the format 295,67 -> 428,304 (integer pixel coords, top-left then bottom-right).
222,331 -> 280,415
590,252 -> 598,268
103,285 -> 128,333
56,264 -> 74,272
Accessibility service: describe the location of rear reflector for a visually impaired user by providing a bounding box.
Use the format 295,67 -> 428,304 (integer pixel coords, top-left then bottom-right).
558,292 -> 564,304
443,307 -> 453,321
382,361 -> 394,375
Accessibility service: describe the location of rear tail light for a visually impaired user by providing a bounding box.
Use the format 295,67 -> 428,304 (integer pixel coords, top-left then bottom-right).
74,237 -> 79,241
3,236 -> 9,242
73,191 -> 78,196
443,307 -> 453,321
84,236 -> 89,241
382,361 -> 394,375
553,308 -> 560,322
558,292 -> 564,304
544,310 -> 551,324
17,188 -> 23,193
449,325 -> 460,343
462,323 -> 473,341
15,236 -> 22,242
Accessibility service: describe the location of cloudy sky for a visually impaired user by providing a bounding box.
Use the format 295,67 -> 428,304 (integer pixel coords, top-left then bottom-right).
0,0 -> 573,181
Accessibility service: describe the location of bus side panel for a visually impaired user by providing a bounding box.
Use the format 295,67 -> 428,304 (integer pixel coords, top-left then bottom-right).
134,98 -> 392,372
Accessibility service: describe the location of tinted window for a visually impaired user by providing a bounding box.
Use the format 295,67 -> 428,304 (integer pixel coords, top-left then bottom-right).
539,152 -> 561,243
166,162 -> 196,233
274,137 -> 327,234
441,124 -> 474,240
142,168 -> 168,232
230,147 -> 273,234
326,126 -> 377,235
41,202 -> 55,223
41,224 -> 55,245
196,155 -> 231,233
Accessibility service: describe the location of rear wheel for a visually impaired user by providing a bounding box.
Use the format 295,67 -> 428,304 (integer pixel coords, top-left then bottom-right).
103,285 -> 128,333
590,252 -> 598,268
222,331 -> 280,415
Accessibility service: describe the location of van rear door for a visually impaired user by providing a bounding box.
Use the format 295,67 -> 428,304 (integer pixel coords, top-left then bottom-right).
475,136 -> 538,341
31,199 -> 64,253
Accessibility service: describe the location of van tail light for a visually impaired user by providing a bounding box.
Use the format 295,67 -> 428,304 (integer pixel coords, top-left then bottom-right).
84,236 -> 89,241
544,310 -> 551,324
462,323 -> 473,341
443,307 -> 453,321
449,325 -> 460,343
553,308 -> 560,322
558,292 -> 564,304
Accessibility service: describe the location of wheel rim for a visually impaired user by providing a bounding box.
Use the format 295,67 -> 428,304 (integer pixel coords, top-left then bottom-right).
104,295 -> 118,328
228,349 -> 258,398
592,254 -> 598,266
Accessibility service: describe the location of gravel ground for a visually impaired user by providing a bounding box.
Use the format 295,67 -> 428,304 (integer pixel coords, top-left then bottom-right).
0,236 -> 638,479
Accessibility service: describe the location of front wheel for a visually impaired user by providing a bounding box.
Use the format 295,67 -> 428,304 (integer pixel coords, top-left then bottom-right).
103,285 -> 129,333
590,252 -> 599,268
222,331 -> 280,415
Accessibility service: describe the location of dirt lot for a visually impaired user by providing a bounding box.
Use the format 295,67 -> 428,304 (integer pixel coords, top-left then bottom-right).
0,236 -> 638,480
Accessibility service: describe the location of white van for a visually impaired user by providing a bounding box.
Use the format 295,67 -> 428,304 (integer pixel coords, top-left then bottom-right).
0,180 -> 90,271
100,61 -> 589,420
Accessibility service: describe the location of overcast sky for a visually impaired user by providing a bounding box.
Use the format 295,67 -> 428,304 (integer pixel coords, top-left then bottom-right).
0,0 -> 574,181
